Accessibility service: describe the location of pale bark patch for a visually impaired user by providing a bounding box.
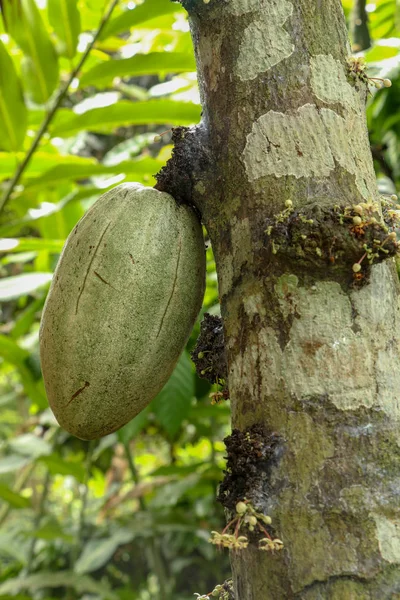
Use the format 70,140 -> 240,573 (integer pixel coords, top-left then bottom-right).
352,263 -> 400,418
320,107 -> 376,199
350,263 -> 400,338
243,292 -> 266,319
231,0 -> 294,81
282,282 -> 376,404
375,344 -> 400,420
243,103 -> 377,198
374,515 -> 400,563
231,269 -> 400,417
328,388 -> 376,411
310,54 -> 358,110
243,104 -> 335,180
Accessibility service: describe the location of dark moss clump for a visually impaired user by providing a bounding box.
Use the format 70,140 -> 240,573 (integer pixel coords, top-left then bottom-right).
155,124 -> 209,213
191,313 -> 227,386
264,202 -> 398,284
217,425 -> 284,512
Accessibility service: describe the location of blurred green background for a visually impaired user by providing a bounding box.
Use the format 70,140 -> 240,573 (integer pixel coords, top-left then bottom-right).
0,0 -> 399,598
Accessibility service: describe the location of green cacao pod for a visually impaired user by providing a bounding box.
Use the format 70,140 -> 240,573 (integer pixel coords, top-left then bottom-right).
40,183 -> 205,440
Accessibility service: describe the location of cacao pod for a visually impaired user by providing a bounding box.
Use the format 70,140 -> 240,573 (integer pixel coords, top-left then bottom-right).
40,183 -> 205,440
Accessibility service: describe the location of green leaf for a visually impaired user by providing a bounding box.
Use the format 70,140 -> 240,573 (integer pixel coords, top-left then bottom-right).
100,0 -> 182,40
102,134 -> 156,164
39,453 -> 85,482
0,187 -> 93,237
92,434 -> 118,460
0,334 -> 29,364
0,151 -> 97,180
48,0 -> 81,59
187,402 -> 230,420
22,157 -> 163,191
27,106 -> 71,128
112,82 -> 149,101
0,455 -> 30,474
80,52 -> 196,88
150,462 -> 205,477
1,251 -> 38,265
365,45 -> 399,62
149,474 -> 201,509
35,198 -> 84,241
0,483 -> 30,509
117,406 -> 150,444
20,57 -> 50,106
51,100 -> 201,137
0,571 -> 118,599
370,0 -> 399,38
0,273 -> 52,301
0,238 -> 64,253
0,594 -> 34,600
0,530 -> 30,564
3,0 -> 59,104
26,518 -> 74,542
75,530 -> 134,574
151,351 -> 194,437
0,392 -> 19,408
0,334 -> 47,408
0,38 -> 27,151
11,296 -> 46,340
8,433 -> 52,458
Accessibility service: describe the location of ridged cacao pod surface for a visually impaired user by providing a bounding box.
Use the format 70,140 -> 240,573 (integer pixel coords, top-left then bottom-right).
40,183 -> 205,440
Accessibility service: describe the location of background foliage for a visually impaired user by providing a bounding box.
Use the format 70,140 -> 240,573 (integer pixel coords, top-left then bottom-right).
0,0 -> 399,598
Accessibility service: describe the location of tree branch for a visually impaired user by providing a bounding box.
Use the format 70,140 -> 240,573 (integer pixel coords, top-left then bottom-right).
0,0 -> 120,216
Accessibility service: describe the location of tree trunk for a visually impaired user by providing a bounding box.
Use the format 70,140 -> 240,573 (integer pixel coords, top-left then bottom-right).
157,0 -> 400,597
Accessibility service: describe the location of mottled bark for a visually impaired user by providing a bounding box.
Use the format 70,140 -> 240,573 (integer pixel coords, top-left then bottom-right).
157,0 -> 400,597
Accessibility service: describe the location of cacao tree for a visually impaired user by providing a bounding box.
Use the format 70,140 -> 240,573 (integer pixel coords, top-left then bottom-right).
154,0 -> 400,598
1,0 -> 400,598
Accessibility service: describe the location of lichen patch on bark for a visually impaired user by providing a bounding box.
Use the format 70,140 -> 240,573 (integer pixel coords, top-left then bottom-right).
310,54 -> 358,110
233,0 -> 294,81
230,269 -> 400,418
243,103 -> 377,199
352,263 -> 400,419
243,104 -> 336,180
373,514 -> 400,563
320,107 -> 376,199
280,281 -> 377,406
243,292 -> 266,320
